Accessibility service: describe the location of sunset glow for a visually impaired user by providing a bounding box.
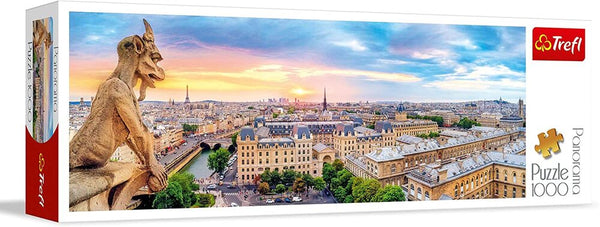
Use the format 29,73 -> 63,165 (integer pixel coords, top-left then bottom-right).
69,12 -> 525,103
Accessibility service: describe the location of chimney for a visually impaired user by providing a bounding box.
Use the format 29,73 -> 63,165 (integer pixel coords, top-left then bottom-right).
438,169 -> 448,182
457,159 -> 464,170
419,163 -> 426,172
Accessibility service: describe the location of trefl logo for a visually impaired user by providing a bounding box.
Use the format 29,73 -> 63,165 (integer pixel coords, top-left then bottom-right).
533,27 -> 585,61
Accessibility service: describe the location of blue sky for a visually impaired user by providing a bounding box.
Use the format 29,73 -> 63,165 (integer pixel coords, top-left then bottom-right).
70,12 -> 525,103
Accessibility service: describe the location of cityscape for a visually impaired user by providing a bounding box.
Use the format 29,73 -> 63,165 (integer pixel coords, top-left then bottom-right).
70,85 -> 526,207
68,12 -> 526,209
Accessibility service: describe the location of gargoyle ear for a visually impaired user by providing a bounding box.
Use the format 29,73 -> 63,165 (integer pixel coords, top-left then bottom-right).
132,35 -> 144,55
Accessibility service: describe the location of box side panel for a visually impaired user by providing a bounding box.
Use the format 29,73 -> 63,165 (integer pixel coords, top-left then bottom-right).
25,2 -> 59,222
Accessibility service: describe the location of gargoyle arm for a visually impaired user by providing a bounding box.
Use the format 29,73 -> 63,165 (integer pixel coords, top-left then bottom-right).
112,81 -> 154,166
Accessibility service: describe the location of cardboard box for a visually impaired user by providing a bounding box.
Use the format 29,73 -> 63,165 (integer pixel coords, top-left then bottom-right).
25,0 -> 592,222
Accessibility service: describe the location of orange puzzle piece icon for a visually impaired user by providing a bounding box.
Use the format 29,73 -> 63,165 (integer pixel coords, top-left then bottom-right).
534,128 -> 564,158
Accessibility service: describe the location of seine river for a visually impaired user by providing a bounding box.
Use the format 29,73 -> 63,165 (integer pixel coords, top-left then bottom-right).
181,149 -> 214,179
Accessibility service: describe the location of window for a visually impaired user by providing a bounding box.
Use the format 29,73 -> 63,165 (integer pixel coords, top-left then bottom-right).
425,191 -> 430,201
522,173 -> 526,185
504,170 -> 508,181
460,182 -> 464,196
512,187 -> 516,198
513,172 -> 517,183
417,188 -> 422,200
496,169 -> 499,179
454,185 -> 458,197
504,185 -> 507,198
522,189 -> 526,197
275,158 -> 278,164
410,184 -> 415,196
391,164 -> 396,173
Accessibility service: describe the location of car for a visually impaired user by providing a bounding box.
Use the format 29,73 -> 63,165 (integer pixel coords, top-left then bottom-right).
219,175 -> 224,180
292,197 -> 302,202
206,184 -> 217,190
284,198 -> 292,203
230,203 -> 239,207
266,199 -> 275,204
226,184 -> 236,189
275,198 -> 283,203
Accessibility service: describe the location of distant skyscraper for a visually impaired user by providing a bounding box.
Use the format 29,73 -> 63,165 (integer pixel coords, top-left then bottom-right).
79,97 -> 84,106
323,87 -> 327,111
184,85 -> 190,104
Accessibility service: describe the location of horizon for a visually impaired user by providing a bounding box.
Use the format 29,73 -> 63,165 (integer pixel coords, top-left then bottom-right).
69,12 -> 526,103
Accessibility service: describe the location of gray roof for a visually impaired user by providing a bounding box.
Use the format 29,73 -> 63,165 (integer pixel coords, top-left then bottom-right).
292,125 -> 311,139
335,123 -> 355,136
407,151 -> 525,187
256,126 -> 270,139
375,121 -> 393,133
313,143 -> 329,152
239,127 -> 256,141
363,128 -> 517,162
258,137 -> 295,147
396,135 -> 423,144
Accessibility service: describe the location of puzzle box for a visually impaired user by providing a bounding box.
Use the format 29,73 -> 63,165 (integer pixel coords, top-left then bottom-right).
26,0 -> 591,222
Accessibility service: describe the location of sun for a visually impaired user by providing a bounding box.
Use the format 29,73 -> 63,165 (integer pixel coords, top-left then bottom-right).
291,88 -> 310,96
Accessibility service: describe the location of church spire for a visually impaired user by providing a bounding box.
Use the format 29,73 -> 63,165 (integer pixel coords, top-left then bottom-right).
323,86 -> 327,111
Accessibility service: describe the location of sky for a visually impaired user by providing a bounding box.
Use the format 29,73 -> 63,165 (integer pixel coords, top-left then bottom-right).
69,12 -> 525,103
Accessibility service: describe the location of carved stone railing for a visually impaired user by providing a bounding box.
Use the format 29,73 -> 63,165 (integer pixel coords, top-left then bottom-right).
69,162 -> 151,211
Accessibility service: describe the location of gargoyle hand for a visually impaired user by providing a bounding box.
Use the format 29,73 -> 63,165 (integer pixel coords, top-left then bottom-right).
148,162 -> 168,192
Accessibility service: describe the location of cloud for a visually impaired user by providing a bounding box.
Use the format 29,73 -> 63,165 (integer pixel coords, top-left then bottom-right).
447,39 -> 478,49
411,49 -> 452,60
376,59 -> 410,65
333,40 -> 368,51
424,64 -> 525,91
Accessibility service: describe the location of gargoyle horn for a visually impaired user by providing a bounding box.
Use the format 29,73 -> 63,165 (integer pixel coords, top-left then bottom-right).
143,19 -> 154,41
138,19 -> 154,102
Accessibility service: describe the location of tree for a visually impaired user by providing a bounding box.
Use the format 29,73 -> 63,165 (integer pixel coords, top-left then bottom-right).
302,174 -> 314,194
334,186 -> 347,202
252,175 -> 262,186
260,169 -> 271,184
269,170 -> 282,186
182,123 -> 198,133
282,169 -> 298,186
258,182 -> 270,195
337,169 -> 353,189
313,177 -> 326,193
352,178 -> 380,203
272,113 -> 279,118
231,132 -> 239,147
152,172 -> 199,209
153,181 -> 185,209
454,117 -> 481,129
332,159 -> 344,172
287,107 -> 295,114
372,185 -> 406,202
275,184 -> 286,196
195,193 -> 215,208
366,124 -> 375,129
322,163 -> 336,186
207,148 -> 230,174
331,178 -> 341,190
292,178 -> 306,194
343,195 -> 354,203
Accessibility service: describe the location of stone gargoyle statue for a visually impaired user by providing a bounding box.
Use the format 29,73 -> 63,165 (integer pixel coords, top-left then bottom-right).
69,19 -> 167,193
33,19 -> 52,52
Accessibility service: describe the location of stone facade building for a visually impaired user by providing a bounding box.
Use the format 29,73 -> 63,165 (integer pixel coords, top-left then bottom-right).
406,151 -> 526,201
236,125 -> 334,185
